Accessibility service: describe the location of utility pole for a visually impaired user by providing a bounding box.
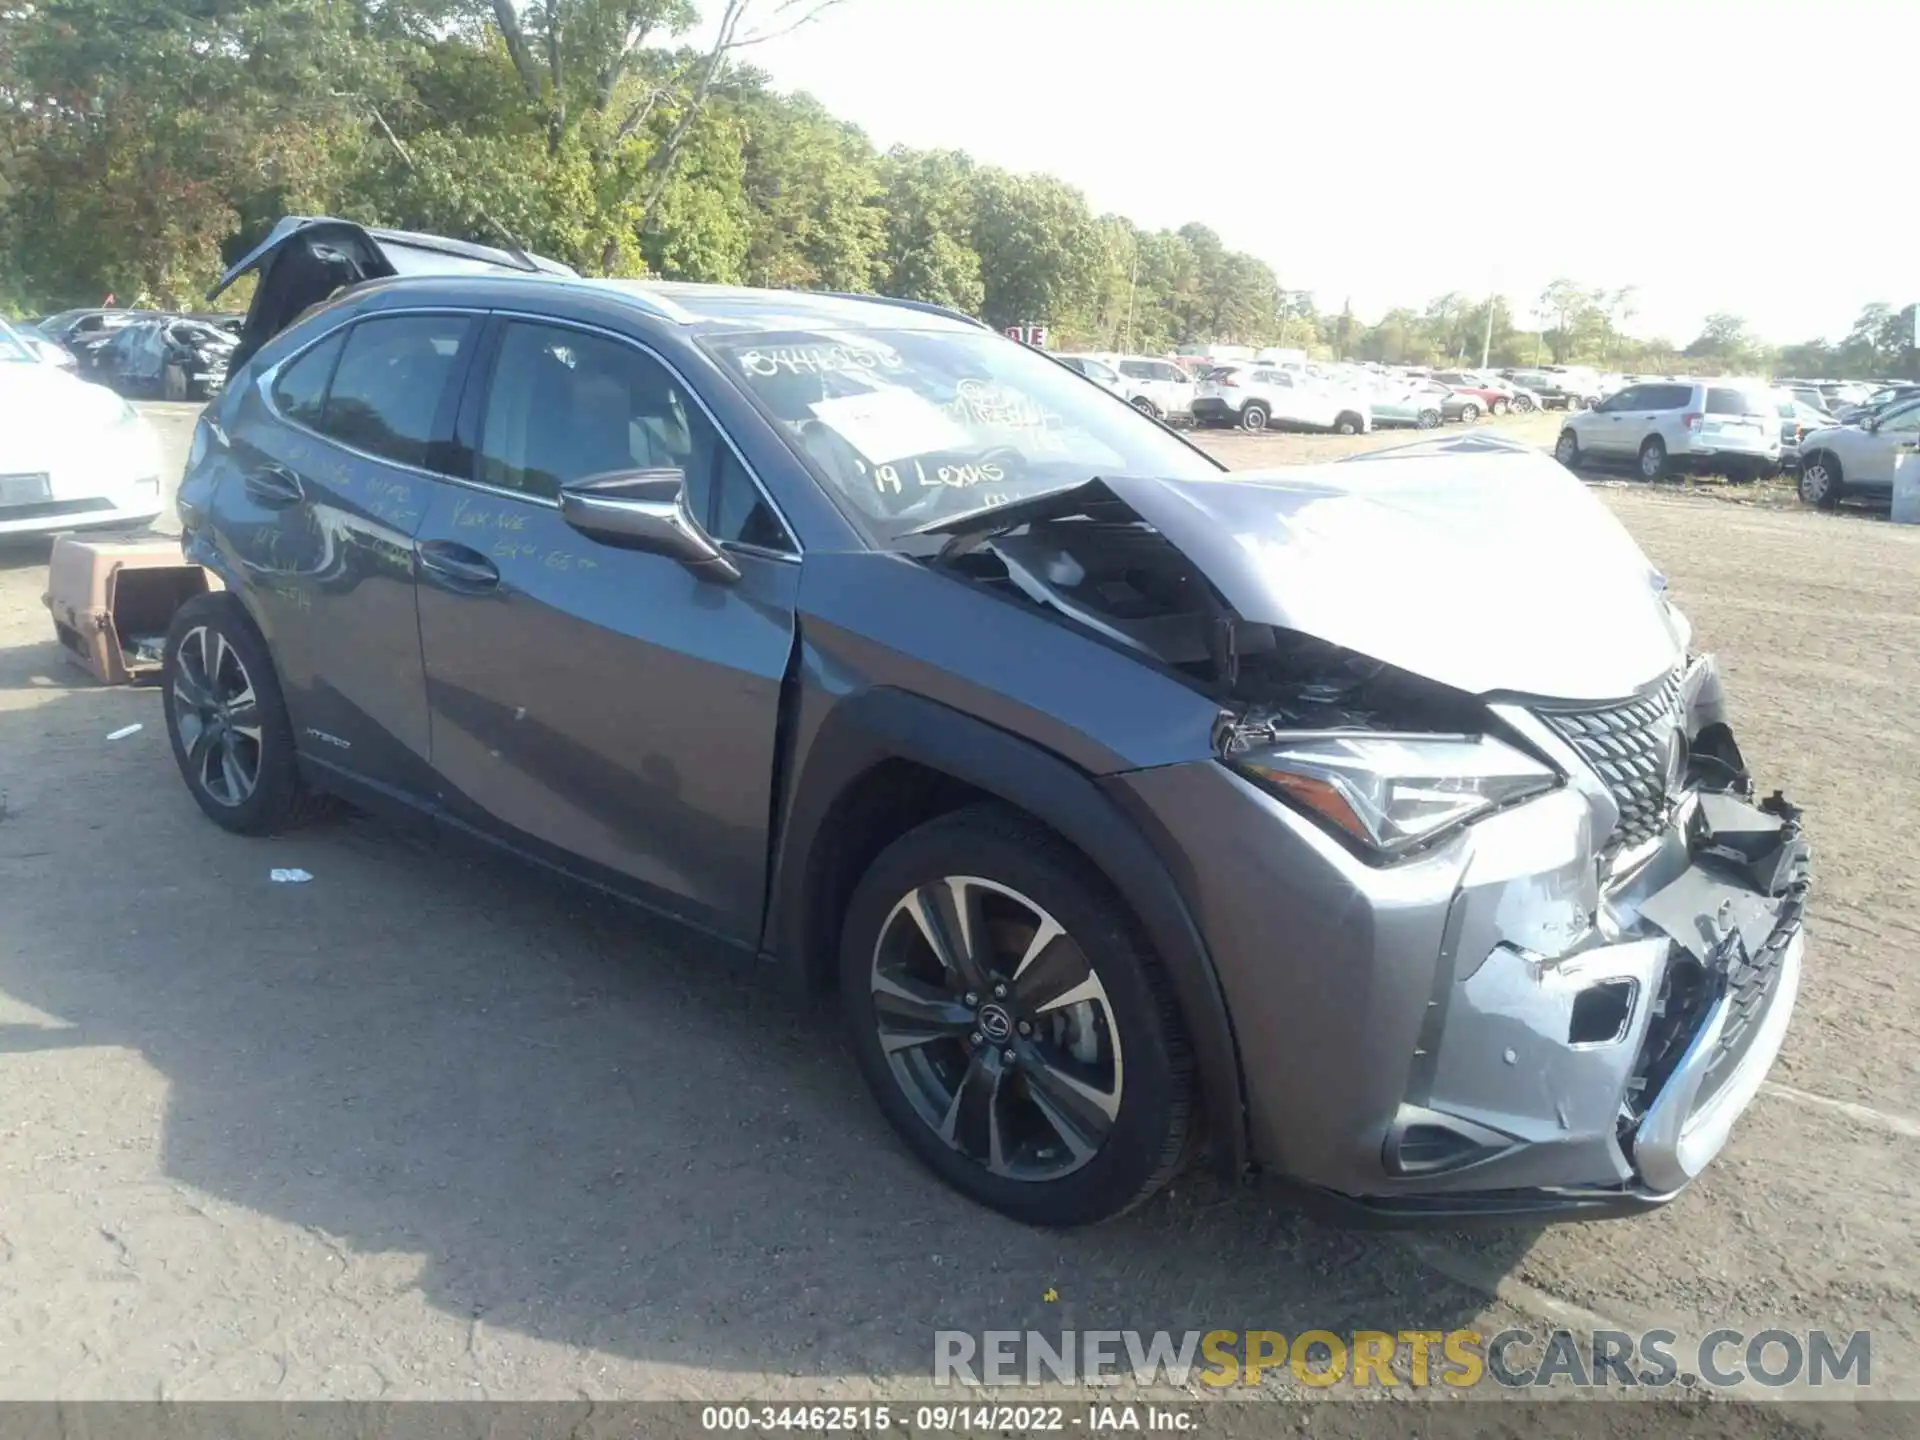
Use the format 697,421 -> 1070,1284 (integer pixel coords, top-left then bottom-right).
1122,247 -> 1139,353
1480,295 -> 1495,370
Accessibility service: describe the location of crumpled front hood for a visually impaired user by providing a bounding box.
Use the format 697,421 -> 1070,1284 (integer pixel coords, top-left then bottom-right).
1099,439 -> 1683,702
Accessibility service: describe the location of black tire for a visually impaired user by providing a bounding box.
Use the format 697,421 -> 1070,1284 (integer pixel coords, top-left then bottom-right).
162,364 -> 189,402
839,804 -> 1195,1228
161,592 -> 336,835
1513,394 -> 1535,413
1333,411 -> 1363,436
1239,402 -> 1269,433
1129,396 -> 1159,420
1638,436 -> 1669,481
1416,408 -> 1441,430
1554,429 -> 1581,467
1491,398 -> 1509,415
1459,402 -> 1481,423
1798,452 -> 1842,509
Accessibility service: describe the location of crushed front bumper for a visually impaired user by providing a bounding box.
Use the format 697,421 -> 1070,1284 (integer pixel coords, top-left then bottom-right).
1108,652 -> 1810,1222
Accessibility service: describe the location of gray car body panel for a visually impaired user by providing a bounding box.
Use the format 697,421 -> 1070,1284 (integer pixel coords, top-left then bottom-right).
176,253 -> 1809,1218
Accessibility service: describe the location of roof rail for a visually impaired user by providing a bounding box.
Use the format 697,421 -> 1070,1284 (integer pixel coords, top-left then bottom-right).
818,292 -> 989,330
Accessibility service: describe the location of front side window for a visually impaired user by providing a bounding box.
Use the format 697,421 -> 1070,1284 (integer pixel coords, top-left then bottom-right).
704,326 -> 1221,543
477,321 -> 795,551
1118,360 -> 1153,379
1878,402 -> 1920,435
316,315 -> 473,469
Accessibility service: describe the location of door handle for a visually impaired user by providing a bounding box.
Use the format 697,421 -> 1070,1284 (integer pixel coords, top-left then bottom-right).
244,464 -> 305,507
418,540 -> 500,590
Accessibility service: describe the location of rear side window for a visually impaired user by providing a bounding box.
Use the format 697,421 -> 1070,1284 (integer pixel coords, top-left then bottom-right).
317,314 -> 474,470
270,330 -> 344,429
1705,387 -> 1771,416
1641,384 -> 1694,411
1119,360 -> 1153,379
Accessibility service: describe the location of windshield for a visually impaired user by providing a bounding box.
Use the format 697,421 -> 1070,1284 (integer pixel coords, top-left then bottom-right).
0,318 -> 38,363
704,327 -> 1222,542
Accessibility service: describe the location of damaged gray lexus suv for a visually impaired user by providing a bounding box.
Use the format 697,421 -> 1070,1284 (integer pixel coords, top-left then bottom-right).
165,218 -> 1810,1227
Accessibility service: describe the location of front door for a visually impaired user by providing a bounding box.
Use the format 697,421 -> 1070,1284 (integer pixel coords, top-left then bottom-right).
212,311 -> 478,798
1583,384 -> 1643,454
414,317 -> 800,943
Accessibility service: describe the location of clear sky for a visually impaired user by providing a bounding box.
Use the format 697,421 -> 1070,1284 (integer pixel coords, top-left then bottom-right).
734,0 -> 1916,345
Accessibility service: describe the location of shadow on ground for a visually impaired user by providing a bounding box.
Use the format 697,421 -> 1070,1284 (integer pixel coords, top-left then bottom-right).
0,630 -> 1543,1385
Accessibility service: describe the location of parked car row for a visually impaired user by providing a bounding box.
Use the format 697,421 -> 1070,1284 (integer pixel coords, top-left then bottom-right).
22,306 -> 241,400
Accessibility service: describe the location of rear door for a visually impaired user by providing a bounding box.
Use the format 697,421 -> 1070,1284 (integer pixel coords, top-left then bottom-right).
1700,386 -> 1776,455
413,316 -> 800,942
211,310 -> 478,799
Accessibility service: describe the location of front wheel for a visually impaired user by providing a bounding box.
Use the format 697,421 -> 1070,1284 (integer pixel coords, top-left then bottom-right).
1459,402 -> 1481,423
1512,394 -> 1535,413
1798,453 -> 1842,509
1238,402 -> 1270,433
1417,408 -> 1442,430
162,364 -> 189,402
1554,429 -> 1581,467
1491,398 -> 1509,415
840,805 -> 1195,1227
1333,411 -> 1363,436
162,593 -> 336,835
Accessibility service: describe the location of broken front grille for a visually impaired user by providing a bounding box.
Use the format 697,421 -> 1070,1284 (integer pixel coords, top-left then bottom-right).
1536,667 -> 1685,858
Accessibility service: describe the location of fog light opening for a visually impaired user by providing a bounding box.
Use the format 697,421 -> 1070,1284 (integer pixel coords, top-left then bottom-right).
1569,979 -> 1637,1046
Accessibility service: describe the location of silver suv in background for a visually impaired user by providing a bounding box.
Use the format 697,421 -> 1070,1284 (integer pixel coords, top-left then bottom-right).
1055,352 -> 1196,421
1555,379 -> 1782,481
1796,396 -> 1920,508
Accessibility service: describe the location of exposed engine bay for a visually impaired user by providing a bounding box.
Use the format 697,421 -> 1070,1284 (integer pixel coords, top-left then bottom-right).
932,502 -> 1486,747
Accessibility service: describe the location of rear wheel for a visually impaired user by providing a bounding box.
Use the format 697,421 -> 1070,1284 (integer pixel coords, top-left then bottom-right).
162,593 -> 336,835
1459,402 -> 1481,423
1333,411 -> 1363,436
1798,453 -> 1842,509
1512,393 -> 1535,413
840,806 -> 1195,1227
1129,396 -> 1160,420
162,363 -> 189,402
1638,436 -> 1669,480
1417,408 -> 1441,430
1239,402 -> 1269,433
1490,398 -> 1509,415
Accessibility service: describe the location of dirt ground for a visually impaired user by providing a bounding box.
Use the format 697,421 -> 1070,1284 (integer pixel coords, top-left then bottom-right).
0,403 -> 1914,1408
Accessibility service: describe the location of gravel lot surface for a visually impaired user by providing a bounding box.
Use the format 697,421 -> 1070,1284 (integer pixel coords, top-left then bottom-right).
0,402 -> 1911,1411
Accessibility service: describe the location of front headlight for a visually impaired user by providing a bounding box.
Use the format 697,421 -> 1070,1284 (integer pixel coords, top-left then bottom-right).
1229,733 -> 1560,859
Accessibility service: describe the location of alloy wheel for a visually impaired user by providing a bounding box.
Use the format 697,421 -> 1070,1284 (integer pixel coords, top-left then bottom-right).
869,875 -> 1124,1182
1639,440 -> 1666,480
1555,432 -> 1579,465
1799,461 -> 1832,505
170,625 -> 263,806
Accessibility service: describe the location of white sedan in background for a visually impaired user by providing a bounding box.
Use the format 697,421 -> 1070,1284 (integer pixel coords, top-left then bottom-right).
0,317 -> 163,537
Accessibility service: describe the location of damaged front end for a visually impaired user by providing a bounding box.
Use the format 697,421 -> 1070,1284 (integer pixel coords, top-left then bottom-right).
917,450 -> 1810,1217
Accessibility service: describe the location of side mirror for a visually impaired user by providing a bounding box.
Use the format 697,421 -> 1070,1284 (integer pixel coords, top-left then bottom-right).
559,468 -> 741,584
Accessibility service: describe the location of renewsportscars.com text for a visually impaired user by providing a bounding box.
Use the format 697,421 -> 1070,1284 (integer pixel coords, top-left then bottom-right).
933,1328 -> 1871,1390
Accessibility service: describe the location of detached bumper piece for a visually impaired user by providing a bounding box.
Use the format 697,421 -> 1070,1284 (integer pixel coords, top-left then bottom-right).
1626,790 -> 1811,1193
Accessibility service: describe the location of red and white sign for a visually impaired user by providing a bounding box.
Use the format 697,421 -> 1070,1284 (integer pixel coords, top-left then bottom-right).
1003,324 -> 1050,349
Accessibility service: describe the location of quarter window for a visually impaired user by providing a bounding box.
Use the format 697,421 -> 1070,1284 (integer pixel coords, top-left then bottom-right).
270,330 -> 344,429
315,315 -> 473,470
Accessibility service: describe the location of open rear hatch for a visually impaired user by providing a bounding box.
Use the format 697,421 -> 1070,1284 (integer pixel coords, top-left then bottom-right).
209,216 -> 576,374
